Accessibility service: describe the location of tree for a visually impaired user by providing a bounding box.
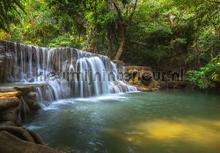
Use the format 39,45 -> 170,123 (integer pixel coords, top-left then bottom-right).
110,0 -> 138,60
47,0 -> 138,59
0,0 -> 24,31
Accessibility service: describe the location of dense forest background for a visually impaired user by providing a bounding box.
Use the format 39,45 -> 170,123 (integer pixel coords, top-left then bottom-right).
0,0 -> 219,89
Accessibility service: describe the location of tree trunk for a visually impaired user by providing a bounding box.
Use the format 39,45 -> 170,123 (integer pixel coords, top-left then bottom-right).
114,26 -> 126,61
107,31 -> 113,56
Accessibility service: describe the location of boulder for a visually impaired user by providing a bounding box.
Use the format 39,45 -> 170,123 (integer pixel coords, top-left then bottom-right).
25,92 -> 41,111
14,87 -> 41,111
0,121 -> 16,126
125,66 -> 160,91
0,126 -> 35,143
0,126 -> 44,144
0,107 -> 21,125
27,129 -> 44,144
0,96 -> 21,125
0,98 -> 20,110
0,131 -> 59,153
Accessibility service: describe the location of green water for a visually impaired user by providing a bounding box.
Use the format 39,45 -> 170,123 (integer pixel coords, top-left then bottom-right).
26,90 -> 220,153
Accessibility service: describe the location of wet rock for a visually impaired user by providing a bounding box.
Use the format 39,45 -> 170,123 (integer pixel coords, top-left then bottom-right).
0,121 -> 16,126
27,129 -> 44,144
0,126 -> 35,143
0,126 -> 44,145
14,86 -> 35,95
0,88 -> 60,153
0,107 -> 21,125
14,86 -> 41,111
0,131 -> 59,153
159,81 -> 187,89
0,40 -> 15,83
0,98 -> 20,110
25,92 -> 41,111
125,66 -> 160,91
0,94 -> 22,125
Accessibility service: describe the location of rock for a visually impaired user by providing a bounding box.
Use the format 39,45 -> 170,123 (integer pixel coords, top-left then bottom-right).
0,86 -> 41,126
140,70 -> 153,85
0,126 -> 35,143
25,92 -> 41,111
0,126 -> 44,144
0,41 -> 15,83
14,87 -> 41,111
125,66 -> 159,91
0,121 -> 16,126
0,98 -> 20,110
0,107 -> 21,125
0,91 -> 20,98
0,131 -> 59,153
0,96 -> 22,125
14,86 -> 35,95
27,129 -> 44,144
159,81 -> 187,89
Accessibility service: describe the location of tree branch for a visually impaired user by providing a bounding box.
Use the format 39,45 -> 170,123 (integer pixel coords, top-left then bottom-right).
128,0 -> 138,23
111,0 -> 123,21
207,0 -> 220,4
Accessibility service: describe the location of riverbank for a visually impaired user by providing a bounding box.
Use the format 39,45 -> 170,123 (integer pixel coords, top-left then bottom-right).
0,85 -> 60,153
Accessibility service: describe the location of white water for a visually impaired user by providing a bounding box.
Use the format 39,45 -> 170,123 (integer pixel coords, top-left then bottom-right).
9,43 -> 137,104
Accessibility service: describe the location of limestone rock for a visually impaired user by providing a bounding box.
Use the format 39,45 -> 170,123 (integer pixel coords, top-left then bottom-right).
0,126 -> 35,143
0,121 -> 16,126
0,98 -> 20,110
0,107 -> 21,125
0,126 -> 45,144
125,66 -> 160,91
14,87 -> 41,111
25,91 -> 41,111
0,95 -> 21,125
0,131 -> 59,153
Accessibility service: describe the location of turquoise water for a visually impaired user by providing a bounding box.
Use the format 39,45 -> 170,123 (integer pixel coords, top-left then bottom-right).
26,90 -> 220,153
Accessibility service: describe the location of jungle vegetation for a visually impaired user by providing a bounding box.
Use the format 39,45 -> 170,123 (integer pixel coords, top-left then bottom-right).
0,0 -> 219,89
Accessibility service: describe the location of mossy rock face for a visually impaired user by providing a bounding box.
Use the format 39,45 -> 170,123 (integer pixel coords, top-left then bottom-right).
159,81 -> 187,89
140,70 -> 153,86
125,66 -> 160,92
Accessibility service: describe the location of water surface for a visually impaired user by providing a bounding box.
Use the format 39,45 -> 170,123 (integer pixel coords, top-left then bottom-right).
26,90 -> 220,153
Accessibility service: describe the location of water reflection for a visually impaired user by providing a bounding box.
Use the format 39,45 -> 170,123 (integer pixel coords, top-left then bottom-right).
27,91 -> 220,153
127,118 -> 220,149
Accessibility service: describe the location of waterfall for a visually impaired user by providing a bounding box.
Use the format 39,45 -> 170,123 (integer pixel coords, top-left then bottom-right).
5,42 -> 137,102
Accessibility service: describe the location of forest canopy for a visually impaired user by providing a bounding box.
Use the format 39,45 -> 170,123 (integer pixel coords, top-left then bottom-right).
0,0 -> 220,89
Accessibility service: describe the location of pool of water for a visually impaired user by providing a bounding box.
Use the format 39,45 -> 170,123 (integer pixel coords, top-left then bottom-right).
25,90 -> 220,153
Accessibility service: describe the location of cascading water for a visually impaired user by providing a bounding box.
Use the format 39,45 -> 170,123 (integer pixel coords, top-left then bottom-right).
4,42 -> 137,104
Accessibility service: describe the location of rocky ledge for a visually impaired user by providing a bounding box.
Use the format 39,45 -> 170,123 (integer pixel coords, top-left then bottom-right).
125,66 -> 187,91
125,66 -> 160,91
0,85 -> 60,153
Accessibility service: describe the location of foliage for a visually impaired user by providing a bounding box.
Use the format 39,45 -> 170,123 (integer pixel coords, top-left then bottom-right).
1,0 -> 220,89
0,0 -> 24,31
187,53 -> 220,89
